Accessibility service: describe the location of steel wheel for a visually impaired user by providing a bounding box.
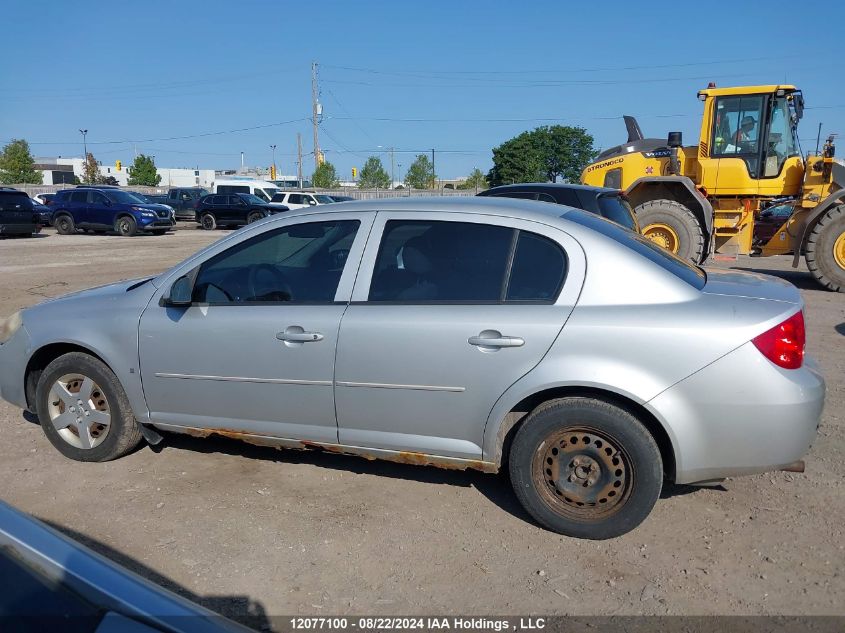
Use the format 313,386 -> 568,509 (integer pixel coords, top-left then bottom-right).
531,426 -> 633,521
642,223 -> 680,253
834,231 -> 845,270
46,373 -> 111,450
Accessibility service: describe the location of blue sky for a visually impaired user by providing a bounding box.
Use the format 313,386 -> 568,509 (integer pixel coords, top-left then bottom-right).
2,0 -> 843,180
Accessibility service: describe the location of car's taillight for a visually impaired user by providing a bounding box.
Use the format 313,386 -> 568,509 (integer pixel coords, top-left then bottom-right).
752,311 -> 805,369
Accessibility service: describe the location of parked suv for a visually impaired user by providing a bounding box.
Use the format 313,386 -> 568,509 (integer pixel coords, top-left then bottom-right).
270,191 -> 334,209
478,183 -> 639,232
50,187 -> 175,236
143,187 -> 209,220
195,193 -> 283,230
0,189 -> 38,237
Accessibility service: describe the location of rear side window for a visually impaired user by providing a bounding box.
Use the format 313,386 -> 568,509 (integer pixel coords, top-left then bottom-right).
506,232 -> 567,301
271,193 -> 286,203
218,185 -> 249,194
566,210 -> 705,288
252,188 -> 269,201
69,191 -> 88,203
368,220 -> 567,303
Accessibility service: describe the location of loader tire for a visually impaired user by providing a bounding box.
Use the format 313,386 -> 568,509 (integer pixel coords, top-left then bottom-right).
805,204 -> 845,293
635,199 -> 705,264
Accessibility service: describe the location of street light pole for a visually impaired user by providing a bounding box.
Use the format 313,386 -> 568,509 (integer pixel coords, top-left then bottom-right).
79,129 -> 88,182
270,144 -> 277,178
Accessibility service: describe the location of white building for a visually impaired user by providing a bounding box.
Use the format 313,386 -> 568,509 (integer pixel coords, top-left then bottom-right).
34,157 -> 215,188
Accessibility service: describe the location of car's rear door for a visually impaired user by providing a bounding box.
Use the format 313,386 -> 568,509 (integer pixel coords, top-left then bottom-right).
88,191 -> 112,228
68,191 -> 89,224
334,211 -> 585,460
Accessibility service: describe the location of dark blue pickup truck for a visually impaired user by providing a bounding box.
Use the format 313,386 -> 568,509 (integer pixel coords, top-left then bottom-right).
50,186 -> 175,236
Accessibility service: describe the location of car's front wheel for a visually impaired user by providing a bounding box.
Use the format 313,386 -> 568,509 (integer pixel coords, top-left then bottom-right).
35,352 -> 143,462
509,397 -> 663,539
247,210 -> 264,224
114,216 -> 137,237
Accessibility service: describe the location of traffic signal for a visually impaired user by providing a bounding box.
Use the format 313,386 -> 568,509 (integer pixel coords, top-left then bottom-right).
270,165 -> 276,180
352,167 -> 357,179
116,160 -> 122,171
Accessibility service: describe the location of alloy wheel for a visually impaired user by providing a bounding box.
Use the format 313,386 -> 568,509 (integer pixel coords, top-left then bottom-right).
46,373 -> 111,449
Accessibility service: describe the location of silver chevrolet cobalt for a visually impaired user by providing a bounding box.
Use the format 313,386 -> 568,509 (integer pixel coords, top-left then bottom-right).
0,197 -> 825,539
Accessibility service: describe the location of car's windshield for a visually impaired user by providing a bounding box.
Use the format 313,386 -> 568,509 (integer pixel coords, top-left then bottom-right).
597,193 -> 639,231
104,190 -> 148,204
566,209 -> 705,288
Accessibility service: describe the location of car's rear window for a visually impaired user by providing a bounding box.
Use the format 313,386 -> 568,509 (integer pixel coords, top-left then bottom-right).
0,192 -> 34,212
565,210 -> 706,289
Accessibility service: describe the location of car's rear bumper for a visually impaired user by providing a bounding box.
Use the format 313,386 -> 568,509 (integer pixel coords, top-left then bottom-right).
647,342 -> 825,485
0,223 -> 36,235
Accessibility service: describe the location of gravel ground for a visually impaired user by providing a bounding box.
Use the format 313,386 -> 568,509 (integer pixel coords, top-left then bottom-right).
0,226 -> 843,627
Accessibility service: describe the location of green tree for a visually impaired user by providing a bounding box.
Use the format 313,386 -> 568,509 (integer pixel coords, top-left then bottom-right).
457,167 -> 487,191
0,139 -> 42,184
127,154 -> 161,186
312,161 -> 339,188
82,152 -> 100,185
487,125 -> 596,186
405,154 -> 436,189
357,156 -> 391,188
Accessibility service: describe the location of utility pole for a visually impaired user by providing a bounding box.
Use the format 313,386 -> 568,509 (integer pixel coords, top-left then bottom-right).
390,147 -> 395,188
297,133 -> 303,189
79,129 -> 88,182
240,151 -> 244,172
311,61 -> 321,171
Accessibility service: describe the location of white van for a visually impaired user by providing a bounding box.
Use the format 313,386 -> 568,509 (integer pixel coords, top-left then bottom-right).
212,179 -> 281,203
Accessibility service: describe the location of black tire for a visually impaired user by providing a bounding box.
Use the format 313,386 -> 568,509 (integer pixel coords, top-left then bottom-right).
200,213 -> 217,230
805,205 -> 845,292
247,210 -> 264,224
35,352 -> 144,462
635,199 -> 705,264
114,215 -> 137,237
54,214 -> 76,235
509,397 -> 663,540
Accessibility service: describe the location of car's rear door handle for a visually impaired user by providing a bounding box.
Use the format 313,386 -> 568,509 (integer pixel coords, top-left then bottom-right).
468,332 -> 524,348
276,328 -> 324,343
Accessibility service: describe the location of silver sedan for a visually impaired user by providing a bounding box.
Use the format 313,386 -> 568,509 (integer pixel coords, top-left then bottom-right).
0,197 -> 825,539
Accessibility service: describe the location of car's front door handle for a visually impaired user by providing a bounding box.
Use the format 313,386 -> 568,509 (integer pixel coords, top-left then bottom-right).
468,333 -> 525,348
276,329 -> 324,343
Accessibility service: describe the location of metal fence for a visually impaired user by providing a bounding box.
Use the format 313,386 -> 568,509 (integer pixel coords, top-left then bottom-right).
9,183 -> 478,199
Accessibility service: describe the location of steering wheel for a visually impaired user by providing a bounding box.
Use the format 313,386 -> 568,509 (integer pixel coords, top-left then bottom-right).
247,264 -> 292,302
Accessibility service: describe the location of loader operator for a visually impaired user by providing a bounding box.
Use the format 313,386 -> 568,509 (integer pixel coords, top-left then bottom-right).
734,115 -> 757,151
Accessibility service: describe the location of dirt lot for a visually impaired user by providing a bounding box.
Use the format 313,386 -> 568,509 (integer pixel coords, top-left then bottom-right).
0,226 -> 843,626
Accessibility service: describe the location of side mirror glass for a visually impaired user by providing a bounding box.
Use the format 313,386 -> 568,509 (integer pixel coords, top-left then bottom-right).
164,275 -> 193,307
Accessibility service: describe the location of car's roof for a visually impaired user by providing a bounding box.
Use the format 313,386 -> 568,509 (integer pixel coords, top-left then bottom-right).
282,195 -> 576,225
485,183 -> 619,195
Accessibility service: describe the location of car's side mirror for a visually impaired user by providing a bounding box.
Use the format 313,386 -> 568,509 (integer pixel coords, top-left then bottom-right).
161,275 -> 193,307
308,198 -> 317,206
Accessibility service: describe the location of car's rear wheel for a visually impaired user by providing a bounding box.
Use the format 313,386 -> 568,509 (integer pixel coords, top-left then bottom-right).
200,213 -> 217,230
54,214 -> 76,235
114,216 -> 137,237
247,210 -> 264,224
35,352 -> 143,462
509,397 -> 663,539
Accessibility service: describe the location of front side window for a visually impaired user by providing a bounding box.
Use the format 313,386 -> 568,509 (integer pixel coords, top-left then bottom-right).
369,220 -> 541,303
763,96 -> 800,177
287,194 -> 304,205
192,220 -> 360,304
252,188 -> 270,201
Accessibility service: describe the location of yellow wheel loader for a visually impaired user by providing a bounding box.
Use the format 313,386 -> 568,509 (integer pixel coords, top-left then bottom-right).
581,84 -> 845,292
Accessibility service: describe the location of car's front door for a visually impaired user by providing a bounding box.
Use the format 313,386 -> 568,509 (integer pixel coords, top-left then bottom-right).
138,213 -> 372,442
334,212 -> 584,460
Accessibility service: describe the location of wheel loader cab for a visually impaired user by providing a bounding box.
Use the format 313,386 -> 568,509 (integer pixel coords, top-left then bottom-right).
697,85 -> 805,197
